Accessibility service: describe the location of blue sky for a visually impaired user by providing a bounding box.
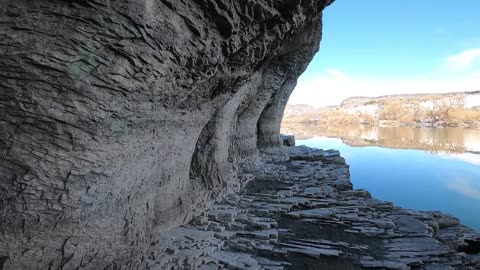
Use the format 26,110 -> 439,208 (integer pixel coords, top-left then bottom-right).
289,0 -> 480,106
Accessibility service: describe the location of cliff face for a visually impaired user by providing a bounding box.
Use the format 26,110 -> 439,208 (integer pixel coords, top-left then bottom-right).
0,0 -> 333,268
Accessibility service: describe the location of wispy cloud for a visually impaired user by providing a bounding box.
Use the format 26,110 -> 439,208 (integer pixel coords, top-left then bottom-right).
289,68 -> 480,107
447,178 -> 480,200
446,48 -> 480,71
289,48 -> 480,107
325,69 -> 347,79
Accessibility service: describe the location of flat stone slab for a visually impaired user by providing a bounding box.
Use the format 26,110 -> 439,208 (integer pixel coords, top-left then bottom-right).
287,208 -> 336,219
153,146 -> 480,269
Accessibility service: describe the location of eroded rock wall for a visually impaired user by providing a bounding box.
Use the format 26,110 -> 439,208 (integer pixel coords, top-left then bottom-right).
0,0 -> 333,268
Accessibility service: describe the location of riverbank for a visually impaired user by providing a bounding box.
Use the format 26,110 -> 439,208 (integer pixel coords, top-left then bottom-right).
280,123 -> 480,154
152,146 -> 480,269
283,91 -> 480,129
284,119 -> 480,129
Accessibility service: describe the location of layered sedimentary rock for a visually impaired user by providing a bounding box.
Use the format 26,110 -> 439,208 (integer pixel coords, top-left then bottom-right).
0,0 -> 333,268
154,146 -> 480,269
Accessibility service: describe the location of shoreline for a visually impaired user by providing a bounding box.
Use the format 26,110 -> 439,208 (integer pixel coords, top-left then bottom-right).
153,146 -> 480,269
282,120 -> 480,129
280,124 -> 480,154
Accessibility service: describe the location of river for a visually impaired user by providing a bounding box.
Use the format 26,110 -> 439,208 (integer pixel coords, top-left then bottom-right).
282,124 -> 480,232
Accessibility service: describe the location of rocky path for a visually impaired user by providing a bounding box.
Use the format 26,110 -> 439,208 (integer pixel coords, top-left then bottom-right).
151,146 -> 480,269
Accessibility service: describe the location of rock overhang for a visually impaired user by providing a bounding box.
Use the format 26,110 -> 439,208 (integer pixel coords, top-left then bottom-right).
0,0 -> 333,268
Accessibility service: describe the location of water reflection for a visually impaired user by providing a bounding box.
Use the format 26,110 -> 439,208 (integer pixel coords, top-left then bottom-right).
447,178 -> 480,200
282,124 -> 480,155
438,153 -> 480,166
284,124 -> 480,231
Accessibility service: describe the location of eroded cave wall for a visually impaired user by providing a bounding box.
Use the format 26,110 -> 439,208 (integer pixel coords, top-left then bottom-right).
0,0 -> 333,268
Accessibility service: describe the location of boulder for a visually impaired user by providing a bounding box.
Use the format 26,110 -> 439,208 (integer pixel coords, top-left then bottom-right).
281,134 -> 296,146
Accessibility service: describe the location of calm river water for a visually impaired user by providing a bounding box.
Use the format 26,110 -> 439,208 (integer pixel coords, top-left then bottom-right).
286,125 -> 480,232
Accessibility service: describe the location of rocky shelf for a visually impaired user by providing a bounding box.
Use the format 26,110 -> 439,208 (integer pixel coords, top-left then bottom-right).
2,1 -> 479,269
0,1 -> 335,267
153,146 -> 480,270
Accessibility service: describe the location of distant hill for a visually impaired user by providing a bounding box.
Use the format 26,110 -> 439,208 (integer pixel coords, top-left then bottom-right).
283,104 -> 334,117
283,91 -> 480,128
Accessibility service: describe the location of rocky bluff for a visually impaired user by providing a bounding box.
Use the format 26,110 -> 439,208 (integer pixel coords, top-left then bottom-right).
0,0 -> 334,268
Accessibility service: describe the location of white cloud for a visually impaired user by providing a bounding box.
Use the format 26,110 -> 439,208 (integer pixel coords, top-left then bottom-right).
289,48 -> 480,107
446,48 -> 480,71
289,69 -> 480,107
325,69 -> 347,79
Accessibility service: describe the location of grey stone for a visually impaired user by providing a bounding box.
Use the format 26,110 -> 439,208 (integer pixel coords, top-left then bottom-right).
279,243 -> 342,257
287,208 -> 336,219
280,134 -> 296,146
395,216 -> 430,236
371,219 -> 396,229
0,0 -> 334,268
150,146 -> 479,269
360,260 -> 410,270
210,251 -> 260,270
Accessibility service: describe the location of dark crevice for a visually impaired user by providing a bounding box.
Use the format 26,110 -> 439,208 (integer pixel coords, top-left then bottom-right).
458,240 -> 480,254
0,256 -> 8,270
189,117 -> 216,189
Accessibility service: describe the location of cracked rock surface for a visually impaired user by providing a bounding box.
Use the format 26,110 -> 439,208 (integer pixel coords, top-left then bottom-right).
3,1 -> 477,269
154,146 -> 480,270
0,0 -> 334,268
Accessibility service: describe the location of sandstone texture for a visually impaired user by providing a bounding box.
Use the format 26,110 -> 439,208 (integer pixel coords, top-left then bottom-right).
0,0 -> 333,269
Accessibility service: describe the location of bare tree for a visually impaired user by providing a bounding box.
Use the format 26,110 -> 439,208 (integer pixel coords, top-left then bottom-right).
429,96 -> 465,121
379,100 -> 406,120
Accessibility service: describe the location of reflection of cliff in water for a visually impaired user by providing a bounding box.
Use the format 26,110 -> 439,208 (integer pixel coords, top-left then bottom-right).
282,124 -> 480,154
